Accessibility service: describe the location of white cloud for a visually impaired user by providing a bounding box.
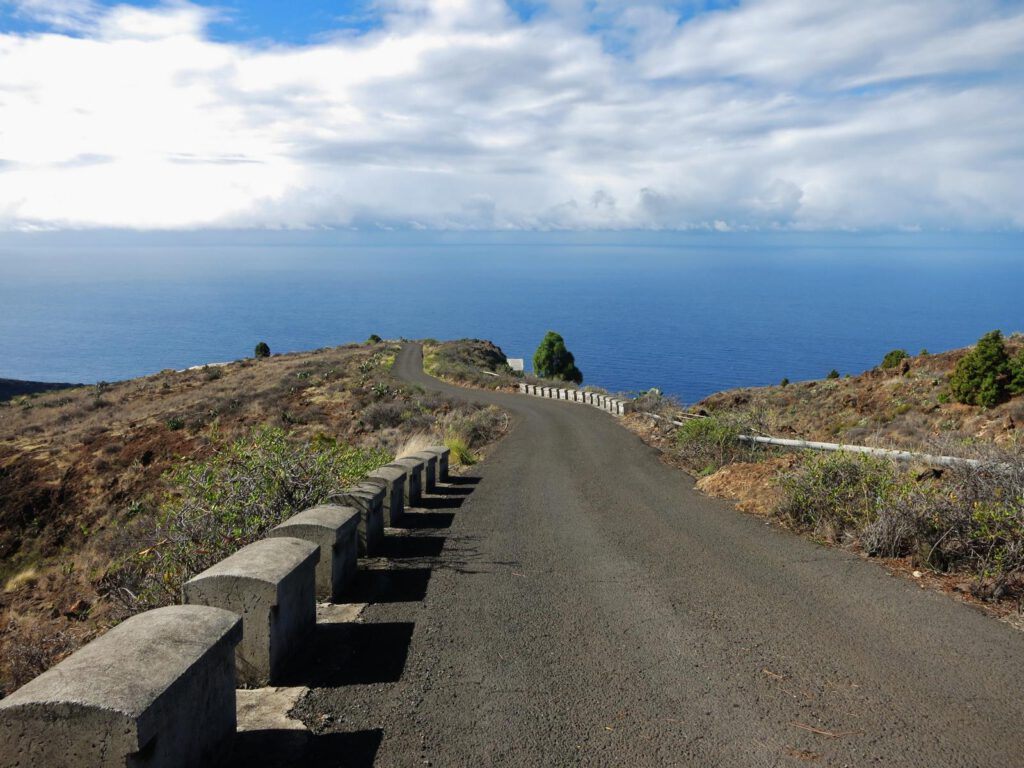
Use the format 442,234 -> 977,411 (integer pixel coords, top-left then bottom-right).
0,0 -> 1022,231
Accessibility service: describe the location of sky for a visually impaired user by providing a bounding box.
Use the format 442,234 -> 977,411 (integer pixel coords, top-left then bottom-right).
1,0 -> 1023,232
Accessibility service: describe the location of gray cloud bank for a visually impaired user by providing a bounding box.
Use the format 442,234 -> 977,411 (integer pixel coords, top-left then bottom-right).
1,0 -> 1022,231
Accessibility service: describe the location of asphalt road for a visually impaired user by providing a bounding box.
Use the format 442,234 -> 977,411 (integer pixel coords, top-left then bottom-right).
297,343 -> 1024,767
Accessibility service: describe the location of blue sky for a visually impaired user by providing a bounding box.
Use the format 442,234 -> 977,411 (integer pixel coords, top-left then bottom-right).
1,0 -> 1023,231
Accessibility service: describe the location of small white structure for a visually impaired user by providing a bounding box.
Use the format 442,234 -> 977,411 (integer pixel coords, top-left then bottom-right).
507,358 -> 525,372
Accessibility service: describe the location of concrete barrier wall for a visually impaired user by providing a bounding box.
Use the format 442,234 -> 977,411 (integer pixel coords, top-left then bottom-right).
521,380 -> 631,418
424,444 -> 451,482
340,482 -> 386,556
412,451 -> 438,493
390,457 -> 425,508
1,428 -> 474,764
365,466 -> 406,526
269,505 -> 359,602
185,537 -> 319,687
0,605 -> 241,768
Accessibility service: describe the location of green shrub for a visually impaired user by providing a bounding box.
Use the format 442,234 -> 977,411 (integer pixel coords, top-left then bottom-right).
445,436 -> 476,466
826,369 -> 840,379
254,341 -> 271,358
533,331 -> 583,384
775,449 -> 1024,598
366,334 -> 382,344
780,378 -> 789,387
776,453 -> 907,543
949,330 -> 1009,407
165,416 -> 185,431
673,416 -> 746,472
880,349 -> 909,369
104,426 -> 390,611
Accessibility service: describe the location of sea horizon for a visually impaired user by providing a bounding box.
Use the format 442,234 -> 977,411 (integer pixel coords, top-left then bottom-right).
3,230 -> 1021,403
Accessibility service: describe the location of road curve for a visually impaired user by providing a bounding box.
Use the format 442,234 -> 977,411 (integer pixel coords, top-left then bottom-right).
305,343 -> 1024,767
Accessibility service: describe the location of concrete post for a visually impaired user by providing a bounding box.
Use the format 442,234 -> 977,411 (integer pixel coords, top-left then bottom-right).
269,505 -> 360,602
424,445 -> 451,482
391,457 -> 425,507
411,451 -> 438,493
0,605 -> 241,768
365,466 -> 406,526
340,482 -> 385,556
185,537 -> 319,687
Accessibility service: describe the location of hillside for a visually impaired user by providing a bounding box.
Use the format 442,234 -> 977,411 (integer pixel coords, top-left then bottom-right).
697,338 -> 1023,450
0,339 -> 511,695
0,379 -> 80,402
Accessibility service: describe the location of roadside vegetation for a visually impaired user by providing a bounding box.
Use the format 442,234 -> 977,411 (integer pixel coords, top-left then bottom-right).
423,338 -> 518,389
624,331 -> 1024,621
0,338 -> 510,694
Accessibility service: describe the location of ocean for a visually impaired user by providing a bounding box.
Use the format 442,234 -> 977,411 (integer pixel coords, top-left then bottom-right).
1,231 -> 1021,404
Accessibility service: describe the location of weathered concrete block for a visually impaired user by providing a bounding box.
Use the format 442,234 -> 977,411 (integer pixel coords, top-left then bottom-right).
269,505 -> 359,602
0,605 -> 241,768
424,445 -> 451,481
518,382 -> 527,394
411,451 -> 438,493
390,457 -> 424,507
365,465 -> 406,525
339,483 -> 385,556
185,537 -> 319,687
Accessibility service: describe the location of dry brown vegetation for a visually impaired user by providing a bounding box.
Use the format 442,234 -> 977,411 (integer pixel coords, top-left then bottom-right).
699,338 -> 1024,451
0,339 -> 509,695
624,337 -> 1024,625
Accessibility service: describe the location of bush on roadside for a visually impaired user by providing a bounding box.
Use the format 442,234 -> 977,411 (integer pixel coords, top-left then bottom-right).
775,449 -> 1024,599
101,426 -> 391,612
673,415 -> 750,473
254,341 -> 271,358
445,436 -> 476,466
776,453 -> 909,544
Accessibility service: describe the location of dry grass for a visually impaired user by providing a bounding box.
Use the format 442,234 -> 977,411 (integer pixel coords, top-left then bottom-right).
0,338 -> 511,695
395,433 -> 436,459
3,569 -> 38,594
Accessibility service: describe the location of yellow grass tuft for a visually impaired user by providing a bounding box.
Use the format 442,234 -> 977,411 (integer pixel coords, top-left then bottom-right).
396,433 -> 435,459
4,568 -> 39,593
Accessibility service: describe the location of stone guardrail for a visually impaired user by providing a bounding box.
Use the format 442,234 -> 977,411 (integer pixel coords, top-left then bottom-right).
518,382 -> 630,417
0,445 -> 452,767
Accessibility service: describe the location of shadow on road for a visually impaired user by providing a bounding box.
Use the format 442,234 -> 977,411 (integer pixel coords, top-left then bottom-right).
279,622 -> 415,688
400,510 -> 456,528
230,728 -> 382,768
379,535 -> 446,559
445,475 -> 481,486
417,496 -> 464,509
352,567 -> 432,603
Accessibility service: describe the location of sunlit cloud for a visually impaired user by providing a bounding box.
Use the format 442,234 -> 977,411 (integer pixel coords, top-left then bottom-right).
0,0 -> 1022,231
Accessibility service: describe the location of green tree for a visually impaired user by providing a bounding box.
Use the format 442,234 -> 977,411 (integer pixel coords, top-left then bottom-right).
949,330 -> 1009,408
880,349 -> 908,369
533,331 -> 583,384
254,341 -> 270,358
1010,351 -> 1024,396
826,369 -> 840,379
